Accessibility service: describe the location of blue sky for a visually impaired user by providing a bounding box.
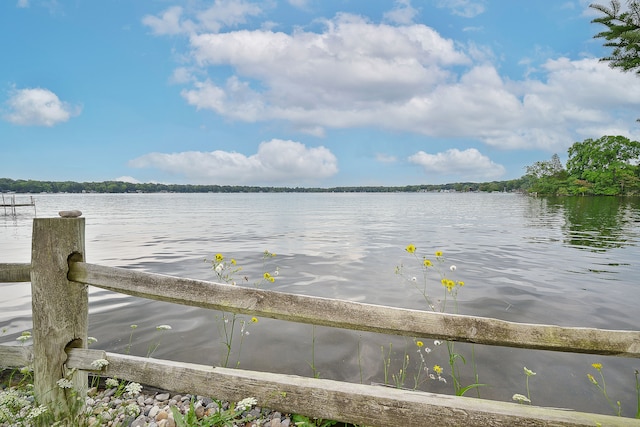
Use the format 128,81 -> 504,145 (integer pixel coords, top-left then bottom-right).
1,0 -> 639,187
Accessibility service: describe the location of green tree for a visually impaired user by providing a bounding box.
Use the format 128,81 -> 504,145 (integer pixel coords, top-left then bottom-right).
566,135 -> 640,194
525,154 -> 569,195
590,0 -> 640,75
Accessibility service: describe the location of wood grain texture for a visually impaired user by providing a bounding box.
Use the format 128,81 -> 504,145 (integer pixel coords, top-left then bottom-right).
0,263 -> 31,282
30,218 -> 88,414
69,262 -> 640,357
65,348 -> 640,427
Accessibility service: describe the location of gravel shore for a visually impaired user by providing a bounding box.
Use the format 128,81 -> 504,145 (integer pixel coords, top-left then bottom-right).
83,386 -> 295,427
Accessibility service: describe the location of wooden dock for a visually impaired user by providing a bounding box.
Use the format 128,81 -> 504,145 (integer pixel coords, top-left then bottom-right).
1,194 -> 36,216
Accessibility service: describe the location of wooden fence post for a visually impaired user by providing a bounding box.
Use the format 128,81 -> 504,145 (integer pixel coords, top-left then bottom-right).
30,214 -> 87,415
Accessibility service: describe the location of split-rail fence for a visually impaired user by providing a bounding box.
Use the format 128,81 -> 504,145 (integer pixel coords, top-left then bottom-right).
1,214 -> 639,426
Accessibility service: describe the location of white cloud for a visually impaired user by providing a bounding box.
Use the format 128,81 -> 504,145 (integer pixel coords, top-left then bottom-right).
434,0 -> 486,18
128,139 -> 338,185
142,6 -> 187,35
408,148 -> 505,180
3,87 -> 81,126
150,3 -> 640,155
16,0 -> 29,8
114,176 -> 140,184
142,0 -> 262,35
384,0 -> 418,25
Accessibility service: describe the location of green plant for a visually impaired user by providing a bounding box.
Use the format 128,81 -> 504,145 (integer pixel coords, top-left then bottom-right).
512,367 -> 536,405
587,362 -> 622,416
208,251 -> 277,368
171,397 -> 257,427
147,324 -> 172,358
291,413 -> 338,427
307,325 -> 321,378
395,245 -> 484,396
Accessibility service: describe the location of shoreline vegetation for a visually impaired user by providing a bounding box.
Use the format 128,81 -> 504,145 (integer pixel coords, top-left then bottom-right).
0,177 -> 527,195
3,134 -> 640,197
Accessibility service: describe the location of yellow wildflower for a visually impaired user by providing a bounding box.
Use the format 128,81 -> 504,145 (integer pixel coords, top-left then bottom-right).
457,281 -> 465,287
435,250 -> 443,257
231,259 -> 237,265
433,365 -> 443,375
263,272 -> 272,280
251,317 -> 258,323
215,253 -> 224,262
416,340 -> 424,348
405,244 -> 416,254
591,363 -> 602,371
423,259 -> 432,267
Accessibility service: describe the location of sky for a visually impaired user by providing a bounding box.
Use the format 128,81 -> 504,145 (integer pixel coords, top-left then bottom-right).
1,0 -> 639,187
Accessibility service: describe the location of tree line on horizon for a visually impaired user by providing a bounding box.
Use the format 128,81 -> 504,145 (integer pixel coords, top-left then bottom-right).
2,135 -> 639,196
0,177 -> 527,195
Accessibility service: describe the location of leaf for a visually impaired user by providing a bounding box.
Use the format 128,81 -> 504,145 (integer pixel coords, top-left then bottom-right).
457,383 -> 486,396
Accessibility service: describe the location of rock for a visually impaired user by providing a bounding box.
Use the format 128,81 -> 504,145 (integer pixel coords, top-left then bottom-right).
58,210 -> 82,218
129,415 -> 147,427
155,410 -> 169,421
195,405 -> 205,419
155,392 -> 170,401
148,406 -> 160,418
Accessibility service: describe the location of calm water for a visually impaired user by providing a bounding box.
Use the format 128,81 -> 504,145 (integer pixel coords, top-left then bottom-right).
1,193 -> 639,416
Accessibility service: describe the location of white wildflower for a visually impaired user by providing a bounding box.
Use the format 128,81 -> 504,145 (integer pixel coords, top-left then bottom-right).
512,393 -> 531,403
90,358 -> 109,369
87,336 -> 98,345
125,403 -> 140,416
156,325 -> 172,331
410,277 -> 417,282
16,334 -> 31,343
449,265 -> 457,271
433,340 -> 443,346
236,397 -> 257,412
26,404 -> 48,420
215,263 -> 224,273
56,378 -> 74,389
105,378 -> 119,388
125,382 -> 143,396
524,367 -> 536,376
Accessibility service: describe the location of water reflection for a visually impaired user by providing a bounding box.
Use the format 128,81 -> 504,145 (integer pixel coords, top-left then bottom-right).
551,197 -> 640,251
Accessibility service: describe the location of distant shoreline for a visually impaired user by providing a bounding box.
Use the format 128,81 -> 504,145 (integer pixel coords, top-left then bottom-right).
0,177 -> 526,194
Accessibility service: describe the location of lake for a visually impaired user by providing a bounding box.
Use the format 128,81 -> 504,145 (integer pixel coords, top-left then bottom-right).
1,192 -> 639,417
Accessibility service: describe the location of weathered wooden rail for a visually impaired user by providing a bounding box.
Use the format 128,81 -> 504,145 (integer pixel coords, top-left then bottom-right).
1,215 -> 639,426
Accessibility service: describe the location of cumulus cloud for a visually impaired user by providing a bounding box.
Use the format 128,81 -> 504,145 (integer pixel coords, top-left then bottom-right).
408,148 -> 505,180
142,0 -> 262,35
3,87 -> 81,126
128,139 -> 338,185
384,0 -> 418,25
147,2 -> 640,154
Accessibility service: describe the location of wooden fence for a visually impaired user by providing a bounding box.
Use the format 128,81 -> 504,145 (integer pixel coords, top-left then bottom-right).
1,215 -> 639,426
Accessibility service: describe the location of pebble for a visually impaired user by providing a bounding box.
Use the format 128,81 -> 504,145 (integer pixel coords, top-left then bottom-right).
78,387 -> 296,427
